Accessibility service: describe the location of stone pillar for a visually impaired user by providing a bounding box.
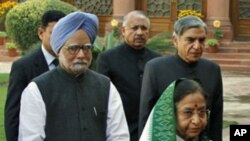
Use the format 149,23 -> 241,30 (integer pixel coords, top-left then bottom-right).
105,0 -> 135,32
206,0 -> 233,43
113,0 -> 135,20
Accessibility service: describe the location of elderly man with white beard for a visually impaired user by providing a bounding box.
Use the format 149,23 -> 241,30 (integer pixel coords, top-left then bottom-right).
18,12 -> 129,141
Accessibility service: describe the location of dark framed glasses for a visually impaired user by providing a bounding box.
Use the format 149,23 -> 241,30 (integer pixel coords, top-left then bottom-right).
64,43 -> 93,55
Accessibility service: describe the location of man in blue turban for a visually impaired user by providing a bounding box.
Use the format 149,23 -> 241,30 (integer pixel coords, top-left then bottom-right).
18,12 -> 130,141
51,12 -> 98,54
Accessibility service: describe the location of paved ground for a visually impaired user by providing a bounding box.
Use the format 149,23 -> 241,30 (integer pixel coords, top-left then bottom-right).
0,62 -> 12,73
0,61 -> 250,141
222,72 -> 250,141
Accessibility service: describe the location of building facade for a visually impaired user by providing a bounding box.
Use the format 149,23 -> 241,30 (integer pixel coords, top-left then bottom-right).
1,0 -> 249,42
63,0 -> 250,43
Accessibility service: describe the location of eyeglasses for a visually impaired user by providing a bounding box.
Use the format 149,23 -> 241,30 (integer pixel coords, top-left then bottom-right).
64,43 -> 93,55
178,109 -> 210,119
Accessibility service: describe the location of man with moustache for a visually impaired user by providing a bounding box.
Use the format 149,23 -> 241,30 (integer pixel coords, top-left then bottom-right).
96,10 -> 160,141
18,12 -> 129,141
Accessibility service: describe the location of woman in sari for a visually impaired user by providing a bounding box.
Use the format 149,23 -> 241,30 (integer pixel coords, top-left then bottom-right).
139,78 -> 211,141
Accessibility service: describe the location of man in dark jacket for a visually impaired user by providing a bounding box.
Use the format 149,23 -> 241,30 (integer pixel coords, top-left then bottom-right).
4,10 -> 65,141
96,10 -> 160,141
139,15 -> 223,141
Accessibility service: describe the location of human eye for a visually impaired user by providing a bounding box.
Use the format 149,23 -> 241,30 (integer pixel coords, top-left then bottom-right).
83,44 -> 93,50
67,44 -> 79,50
198,109 -> 207,117
141,26 -> 148,31
199,37 -> 206,43
187,37 -> 195,43
67,44 -> 79,54
182,110 -> 193,118
131,26 -> 139,31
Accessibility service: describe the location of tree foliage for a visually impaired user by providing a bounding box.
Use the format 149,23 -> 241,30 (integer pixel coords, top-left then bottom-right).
5,0 -> 76,52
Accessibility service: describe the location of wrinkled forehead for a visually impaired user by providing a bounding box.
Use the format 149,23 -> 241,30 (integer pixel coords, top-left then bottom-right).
177,27 -> 207,39
126,15 -> 150,27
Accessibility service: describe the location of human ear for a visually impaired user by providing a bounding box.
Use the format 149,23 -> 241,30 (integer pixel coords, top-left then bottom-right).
37,27 -> 44,40
172,35 -> 178,48
121,26 -> 126,36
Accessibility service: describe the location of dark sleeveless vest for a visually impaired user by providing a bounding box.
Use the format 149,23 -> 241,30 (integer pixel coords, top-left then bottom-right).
33,67 -> 110,141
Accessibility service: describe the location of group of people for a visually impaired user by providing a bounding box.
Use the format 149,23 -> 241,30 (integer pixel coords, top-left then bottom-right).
4,9 -> 223,141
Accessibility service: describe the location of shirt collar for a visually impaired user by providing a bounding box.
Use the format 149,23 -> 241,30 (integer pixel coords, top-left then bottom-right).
175,54 -> 198,68
123,42 -> 145,55
41,45 -> 56,66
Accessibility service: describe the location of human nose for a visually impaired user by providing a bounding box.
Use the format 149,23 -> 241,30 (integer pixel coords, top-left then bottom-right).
193,40 -> 201,49
191,112 -> 201,125
76,48 -> 86,58
136,28 -> 143,34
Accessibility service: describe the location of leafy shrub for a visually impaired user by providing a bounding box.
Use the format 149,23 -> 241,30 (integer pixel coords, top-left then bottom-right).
5,0 -> 76,52
145,32 -> 174,50
205,39 -> 218,47
0,31 -> 7,38
5,41 -> 16,49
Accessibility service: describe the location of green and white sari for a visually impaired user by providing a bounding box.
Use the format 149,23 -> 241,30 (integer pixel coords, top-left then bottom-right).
139,80 -> 210,141
140,81 -> 177,141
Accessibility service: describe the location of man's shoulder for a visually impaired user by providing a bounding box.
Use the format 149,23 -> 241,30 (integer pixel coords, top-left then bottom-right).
34,67 -> 55,78
145,48 -> 161,57
13,49 -> 43,66
88,69 -> 110,81
97,45 -> 123,62
100,45 -> 122,55
147,55 -> 174,65
199,58 -> 220,68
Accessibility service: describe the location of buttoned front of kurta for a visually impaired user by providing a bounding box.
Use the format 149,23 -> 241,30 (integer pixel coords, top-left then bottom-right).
96,43 -> 160,141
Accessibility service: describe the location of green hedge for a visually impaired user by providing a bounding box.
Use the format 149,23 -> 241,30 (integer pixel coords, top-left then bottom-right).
5,0 -> 76,53
0,73 -> 9,141
145,32 -> 174,50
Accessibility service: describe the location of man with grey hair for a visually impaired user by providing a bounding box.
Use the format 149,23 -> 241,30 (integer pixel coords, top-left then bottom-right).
18,12 -> 129,141
96,10 -> 160,141
139,15 -> 223,141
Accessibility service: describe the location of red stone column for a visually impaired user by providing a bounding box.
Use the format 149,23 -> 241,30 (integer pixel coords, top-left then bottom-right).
105,0 -> 135,32
206,0 -> 233,43
113,0 -> 135,19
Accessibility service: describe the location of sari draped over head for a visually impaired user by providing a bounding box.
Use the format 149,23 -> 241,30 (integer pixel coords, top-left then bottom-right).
140,81 -> 177,141
139,79 -> 211,141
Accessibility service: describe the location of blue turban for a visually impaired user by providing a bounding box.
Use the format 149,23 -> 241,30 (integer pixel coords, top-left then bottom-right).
50,11 -> 99,54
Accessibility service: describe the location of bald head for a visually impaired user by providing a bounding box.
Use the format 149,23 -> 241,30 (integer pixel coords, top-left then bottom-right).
122,11 -> 150,27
